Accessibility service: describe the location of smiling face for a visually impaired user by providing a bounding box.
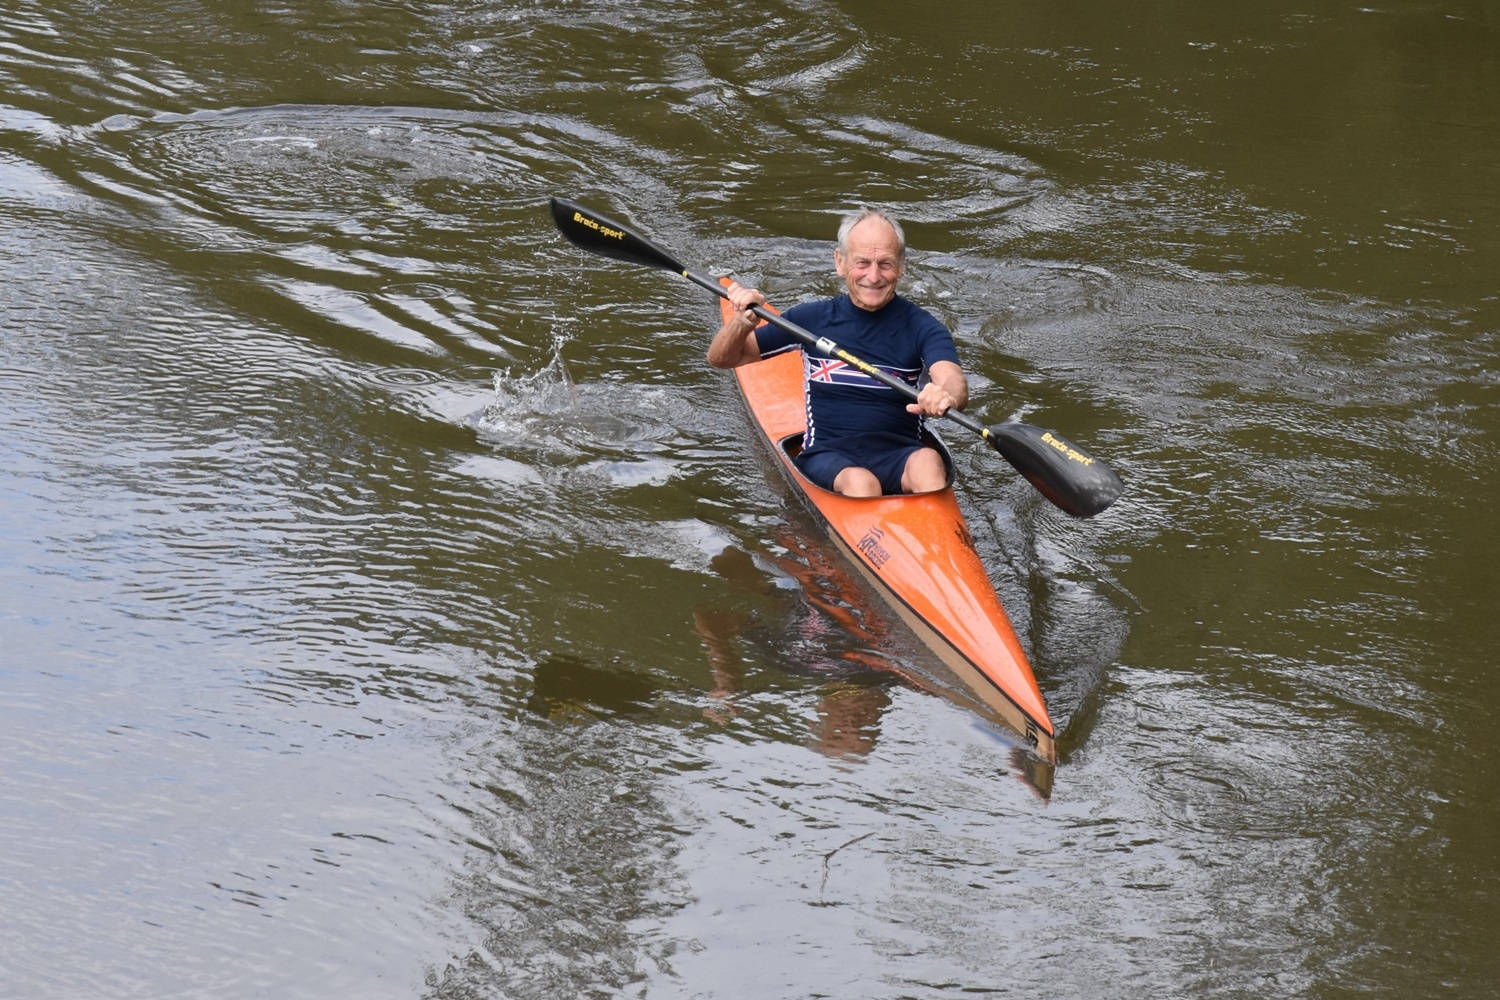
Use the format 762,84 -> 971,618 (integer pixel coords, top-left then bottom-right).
834,216 -> 905,312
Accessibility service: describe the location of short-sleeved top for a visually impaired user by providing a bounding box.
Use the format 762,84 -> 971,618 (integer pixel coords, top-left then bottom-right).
753,293 -> 960,450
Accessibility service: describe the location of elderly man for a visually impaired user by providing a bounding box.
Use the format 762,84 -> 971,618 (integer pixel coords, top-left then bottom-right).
707,207 -> 967,496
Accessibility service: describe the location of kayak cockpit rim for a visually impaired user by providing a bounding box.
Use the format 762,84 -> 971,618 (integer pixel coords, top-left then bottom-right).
776,430 -> 957,496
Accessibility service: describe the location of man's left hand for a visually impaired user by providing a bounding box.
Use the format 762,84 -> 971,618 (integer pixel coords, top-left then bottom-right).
908,382 -> 957,418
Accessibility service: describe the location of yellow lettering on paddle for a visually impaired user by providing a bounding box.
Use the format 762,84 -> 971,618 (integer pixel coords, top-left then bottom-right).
572,211 -> 624,240
1041,431 -> 1094,466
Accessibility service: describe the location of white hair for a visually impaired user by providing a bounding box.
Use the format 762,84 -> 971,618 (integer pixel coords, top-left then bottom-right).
836,207 -> 907,260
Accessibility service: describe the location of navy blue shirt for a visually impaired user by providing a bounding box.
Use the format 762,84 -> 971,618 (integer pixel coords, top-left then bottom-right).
754,294 -> 960,450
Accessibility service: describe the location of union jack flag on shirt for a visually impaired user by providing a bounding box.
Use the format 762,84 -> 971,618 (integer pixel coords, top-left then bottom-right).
804,356 -> 915,388
807,358 -> 849,383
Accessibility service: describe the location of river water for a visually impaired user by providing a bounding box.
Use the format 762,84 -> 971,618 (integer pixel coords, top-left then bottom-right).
2,2 -> 1497,997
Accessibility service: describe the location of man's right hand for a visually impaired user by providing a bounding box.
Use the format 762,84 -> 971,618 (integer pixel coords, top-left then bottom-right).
707,281 -> 770,369
725,281 -> 767,329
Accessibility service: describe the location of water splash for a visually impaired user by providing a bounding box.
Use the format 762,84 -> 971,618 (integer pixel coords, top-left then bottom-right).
484,332 -> 577,418
475,332 -> 714,470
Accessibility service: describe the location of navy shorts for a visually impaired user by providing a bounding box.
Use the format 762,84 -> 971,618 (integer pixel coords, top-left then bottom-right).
795,433 -> 926,495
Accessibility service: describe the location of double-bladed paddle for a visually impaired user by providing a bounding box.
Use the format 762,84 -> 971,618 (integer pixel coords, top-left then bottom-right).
548,196 -> 1123,517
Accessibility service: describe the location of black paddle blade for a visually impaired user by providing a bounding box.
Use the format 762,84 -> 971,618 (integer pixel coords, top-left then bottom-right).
549,197 -> 686,274
986,423 -> 1123,518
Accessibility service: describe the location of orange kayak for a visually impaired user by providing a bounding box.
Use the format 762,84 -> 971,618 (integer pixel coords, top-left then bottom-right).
719,284 -> 1056,763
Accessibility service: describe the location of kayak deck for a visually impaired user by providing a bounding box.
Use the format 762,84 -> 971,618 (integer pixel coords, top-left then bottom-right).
721,288 -> 1056,763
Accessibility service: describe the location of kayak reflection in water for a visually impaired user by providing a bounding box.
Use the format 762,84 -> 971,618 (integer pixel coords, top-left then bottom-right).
694,530 -> 903,760
706,207 -> 969,497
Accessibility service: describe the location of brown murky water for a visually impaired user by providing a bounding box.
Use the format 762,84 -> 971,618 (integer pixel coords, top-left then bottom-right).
2,2 -> 1497,996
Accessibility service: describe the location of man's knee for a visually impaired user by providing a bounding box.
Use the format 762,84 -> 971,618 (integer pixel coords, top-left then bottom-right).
833,466 -> 883,497
900,448 -> 947,493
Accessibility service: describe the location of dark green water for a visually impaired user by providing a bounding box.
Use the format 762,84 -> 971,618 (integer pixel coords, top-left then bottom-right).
2,2 -> 1496,996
